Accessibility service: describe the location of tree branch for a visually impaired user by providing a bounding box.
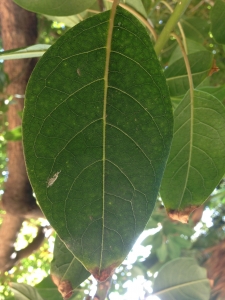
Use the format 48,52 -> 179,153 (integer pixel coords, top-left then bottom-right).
94,275 -> 112,300
16,226 -> 46,261
0,213 -> 24,272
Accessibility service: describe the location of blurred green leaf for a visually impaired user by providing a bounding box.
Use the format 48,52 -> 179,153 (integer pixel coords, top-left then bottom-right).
142,234 -> 154,247
13,0 -> 96,16
10,283 -> 44,300
43,1 -> 100,28
35,275 -> 83,300
211,0 -> 225,45
142,229 -> 163,248
4,126 -> 22,141
44,12 -> 88,28
169,38 -> 206,65
145,217 -> 159,229
171,223 -> 194,237
51,236 -> 90,299
0,45 -> 50,60
121,0 -> 147,18
151,231 -> 163,249
156,242 -> 167,262
167,237 -> 181,259
170,236 -> 192,249
0,64 -> 8,92
197,85 -> 225,102
0,102 -> 8,113
165,51 -> 213,97
180,17 -> 210,43
153,258 -> 211,299
35,276 -> 63,300
162,220 -> 177,235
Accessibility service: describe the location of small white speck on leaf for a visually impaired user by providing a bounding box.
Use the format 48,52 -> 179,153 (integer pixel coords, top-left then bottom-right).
77,68 -> 81,76
47,171 -> 61,188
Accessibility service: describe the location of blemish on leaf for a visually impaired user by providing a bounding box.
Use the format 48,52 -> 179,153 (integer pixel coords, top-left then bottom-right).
90,263 -> 117,282
167,205 -> 199,224
47,171 -> 61,188
51,275 -> 73,299
77,68 -> 81,76
208,59 -> 219,76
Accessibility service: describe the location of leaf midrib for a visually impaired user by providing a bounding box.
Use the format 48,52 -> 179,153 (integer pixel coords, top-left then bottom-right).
153,278 -> 209,296
166,70 -> 209,81
101,0 -> 119,272
177,93 -> 194,210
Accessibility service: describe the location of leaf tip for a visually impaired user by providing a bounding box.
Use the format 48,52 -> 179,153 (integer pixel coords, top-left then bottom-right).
51,274 -> 73,299
208,59 -> 220,76
167,205 -> 200,224
90,263 -> 117,282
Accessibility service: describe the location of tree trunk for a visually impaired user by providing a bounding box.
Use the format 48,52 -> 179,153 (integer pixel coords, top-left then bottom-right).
0,0 -> 44,273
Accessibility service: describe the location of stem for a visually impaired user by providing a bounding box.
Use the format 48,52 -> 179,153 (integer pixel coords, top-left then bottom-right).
107,0 -> 157,41
161,1 -> 188,54
171,33 -> 194,217
171,33 -> 194,97
94,275 -> 112,300
154,0 -> 192,56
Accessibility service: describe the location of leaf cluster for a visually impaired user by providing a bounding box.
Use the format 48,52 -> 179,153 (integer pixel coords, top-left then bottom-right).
1,0 -> 225,299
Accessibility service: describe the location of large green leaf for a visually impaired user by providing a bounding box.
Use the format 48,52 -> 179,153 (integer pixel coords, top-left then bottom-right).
13,0 -> 96,16
165,51 -> 213,97
160,90 -> 225,222
10,283 -> 44,300
211,0 -> 225,45
51,236 -> 90,299
153,258 -> 211,299
23,6 -> 173,281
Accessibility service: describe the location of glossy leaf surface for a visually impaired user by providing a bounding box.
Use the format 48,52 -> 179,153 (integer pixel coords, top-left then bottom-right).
23,6 -> 173,281
165,51 -> 213,97
51,236 -> 90,299
160,90 -> 225,222
211,0 -> 225,44
153,258 -> 211,300
13,0 -> 96,16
